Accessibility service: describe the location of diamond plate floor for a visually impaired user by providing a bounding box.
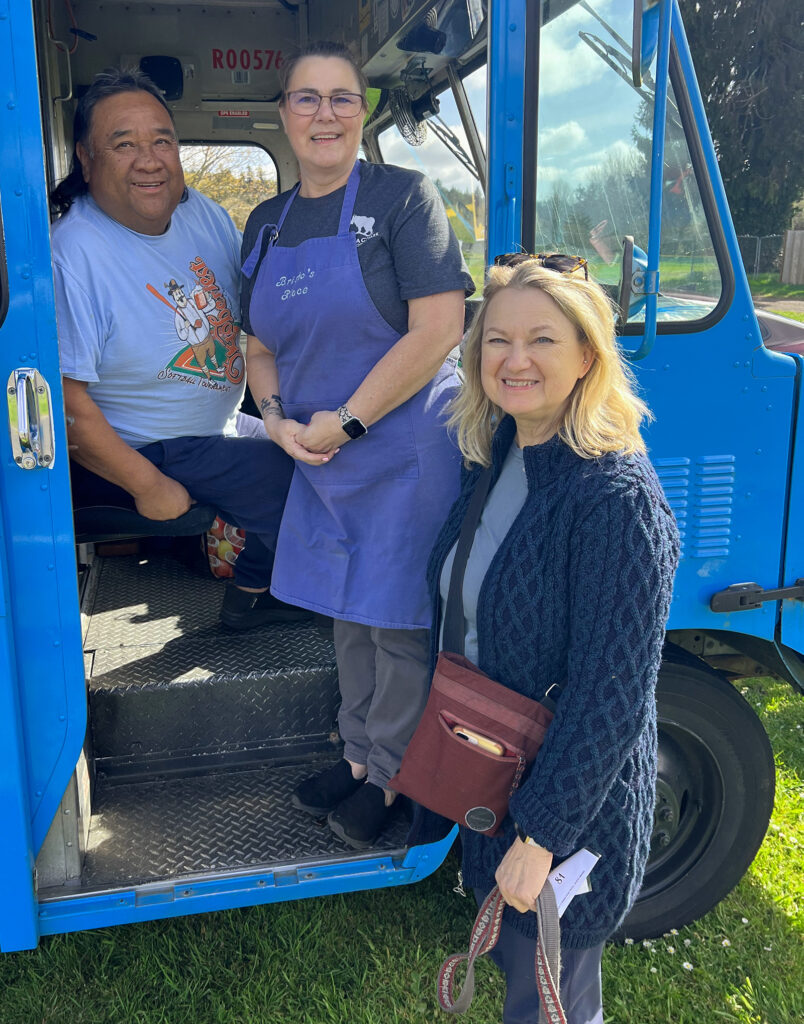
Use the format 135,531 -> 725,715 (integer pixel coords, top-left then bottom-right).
84,555 -> 339,767
77,762 -> 408,889
64,554 -> 412,894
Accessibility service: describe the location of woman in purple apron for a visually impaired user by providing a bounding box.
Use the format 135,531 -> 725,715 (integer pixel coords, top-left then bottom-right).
241,41 -> 474,847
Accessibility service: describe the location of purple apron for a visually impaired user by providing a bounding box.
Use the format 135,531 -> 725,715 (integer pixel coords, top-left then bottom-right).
243,162 -> 460,628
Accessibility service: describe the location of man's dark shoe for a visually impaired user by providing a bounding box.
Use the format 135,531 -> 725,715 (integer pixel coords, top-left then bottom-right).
292,759 -> 365,816
327,782 -> 391,849
220,584 -> 313,630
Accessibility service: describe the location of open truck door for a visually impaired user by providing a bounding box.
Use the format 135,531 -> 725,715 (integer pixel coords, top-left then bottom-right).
0,0 -> 86,952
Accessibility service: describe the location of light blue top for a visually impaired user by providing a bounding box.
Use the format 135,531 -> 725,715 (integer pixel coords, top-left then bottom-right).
52,189 -> 244,447
439,443 -> 529,662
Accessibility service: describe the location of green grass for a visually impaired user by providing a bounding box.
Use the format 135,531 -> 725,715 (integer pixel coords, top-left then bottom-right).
770,310 -> 804,324
0,677 -> 800,1024
748,275 -> 804,302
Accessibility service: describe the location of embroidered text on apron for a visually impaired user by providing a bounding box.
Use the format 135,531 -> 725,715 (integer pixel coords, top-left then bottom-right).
243,163 -> 460,628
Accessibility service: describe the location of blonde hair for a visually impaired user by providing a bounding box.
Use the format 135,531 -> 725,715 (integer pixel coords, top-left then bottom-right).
449,262 -> 650,466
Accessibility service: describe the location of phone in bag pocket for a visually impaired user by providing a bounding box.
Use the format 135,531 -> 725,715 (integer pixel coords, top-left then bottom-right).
451,725 -> 505,756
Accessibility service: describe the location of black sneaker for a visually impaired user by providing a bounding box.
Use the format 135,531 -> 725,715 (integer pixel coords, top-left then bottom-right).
327,782 -> 392,849
292,759 -> 366,816
220,584 -> 313,630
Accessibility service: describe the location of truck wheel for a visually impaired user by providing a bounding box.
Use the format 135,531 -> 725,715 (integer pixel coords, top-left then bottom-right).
620,656 -> 775,940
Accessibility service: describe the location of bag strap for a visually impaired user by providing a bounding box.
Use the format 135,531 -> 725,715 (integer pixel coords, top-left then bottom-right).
443,468 -> 494,654
437,884 -> 565,1023
441,467 -> 564,710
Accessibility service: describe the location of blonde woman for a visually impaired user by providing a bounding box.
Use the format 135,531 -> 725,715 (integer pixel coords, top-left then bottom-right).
421,257 -> 680,1024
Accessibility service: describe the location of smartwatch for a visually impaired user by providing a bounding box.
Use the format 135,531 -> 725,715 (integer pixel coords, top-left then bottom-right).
337,404 -> 368,440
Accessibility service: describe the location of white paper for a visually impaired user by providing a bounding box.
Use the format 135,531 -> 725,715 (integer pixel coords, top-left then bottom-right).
547,848 -> 600,918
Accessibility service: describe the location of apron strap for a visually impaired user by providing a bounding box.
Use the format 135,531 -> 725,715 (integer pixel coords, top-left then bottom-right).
337,162 -> 362,236
241,184 -> 300,278
244,162 -> 359,277
241,223 -> 275,278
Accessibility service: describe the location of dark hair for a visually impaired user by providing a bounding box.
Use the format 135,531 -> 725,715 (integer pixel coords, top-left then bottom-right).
49,66 -> 174,215
278,41 -> 369,103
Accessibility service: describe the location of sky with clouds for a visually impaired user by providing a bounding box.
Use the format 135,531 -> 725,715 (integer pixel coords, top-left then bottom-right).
378,0 -> 651,204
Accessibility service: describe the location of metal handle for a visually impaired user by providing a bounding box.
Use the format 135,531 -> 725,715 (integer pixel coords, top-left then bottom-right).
6,368 -> 56,470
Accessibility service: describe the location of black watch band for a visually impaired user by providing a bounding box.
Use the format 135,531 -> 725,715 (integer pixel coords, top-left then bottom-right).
514,822 -> 538,847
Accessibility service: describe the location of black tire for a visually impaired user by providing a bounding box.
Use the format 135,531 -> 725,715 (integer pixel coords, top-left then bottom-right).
620,656 -> 775,940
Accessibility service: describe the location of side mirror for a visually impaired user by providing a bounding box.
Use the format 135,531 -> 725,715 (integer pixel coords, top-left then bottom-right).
618,235 -> 648,326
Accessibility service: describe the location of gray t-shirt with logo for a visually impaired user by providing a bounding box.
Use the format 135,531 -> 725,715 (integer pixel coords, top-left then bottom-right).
241,161 -> 475,337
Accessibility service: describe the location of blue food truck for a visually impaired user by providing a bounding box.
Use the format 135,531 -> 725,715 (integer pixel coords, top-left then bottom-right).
1,0 -> 801,952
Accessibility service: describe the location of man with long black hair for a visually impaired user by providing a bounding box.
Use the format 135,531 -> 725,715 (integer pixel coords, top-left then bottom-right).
51,67 -> 305,630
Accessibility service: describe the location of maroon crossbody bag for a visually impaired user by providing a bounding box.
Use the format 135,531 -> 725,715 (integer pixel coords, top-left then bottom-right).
390,468 -> 559,836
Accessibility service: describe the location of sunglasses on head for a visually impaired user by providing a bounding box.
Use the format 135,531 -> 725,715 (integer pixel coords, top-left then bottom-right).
493,252 -> 589,280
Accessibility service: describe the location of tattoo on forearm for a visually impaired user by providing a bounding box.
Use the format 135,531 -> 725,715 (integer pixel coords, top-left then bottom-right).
260,394 -> 284,419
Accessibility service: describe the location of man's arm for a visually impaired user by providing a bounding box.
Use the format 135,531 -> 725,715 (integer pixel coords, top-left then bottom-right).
63,378 -> 192,520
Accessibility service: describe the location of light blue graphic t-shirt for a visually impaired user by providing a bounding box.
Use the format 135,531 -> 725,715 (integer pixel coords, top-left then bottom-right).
52,189 -> 244,447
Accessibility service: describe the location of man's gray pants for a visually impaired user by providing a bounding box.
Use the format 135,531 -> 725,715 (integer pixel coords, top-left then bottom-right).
334,620 -> 431,789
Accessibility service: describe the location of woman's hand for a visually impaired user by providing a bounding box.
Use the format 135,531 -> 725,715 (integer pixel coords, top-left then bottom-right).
296,410 -> 349,454
267,416 -> 340,465
495,837 -> 554,914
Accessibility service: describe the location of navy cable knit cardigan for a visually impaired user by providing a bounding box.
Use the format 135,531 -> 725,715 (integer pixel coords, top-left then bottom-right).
421,417 -> 680,949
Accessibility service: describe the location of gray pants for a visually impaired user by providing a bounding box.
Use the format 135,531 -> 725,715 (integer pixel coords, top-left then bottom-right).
334,620 -> 431,789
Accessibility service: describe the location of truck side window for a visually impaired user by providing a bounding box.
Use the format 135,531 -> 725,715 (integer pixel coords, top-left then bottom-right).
533,0 -> 722,324
179,144 -> 278,231
377,65 -> 487,293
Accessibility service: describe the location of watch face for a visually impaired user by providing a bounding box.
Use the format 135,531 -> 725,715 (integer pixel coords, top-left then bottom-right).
343,417 -> 367,439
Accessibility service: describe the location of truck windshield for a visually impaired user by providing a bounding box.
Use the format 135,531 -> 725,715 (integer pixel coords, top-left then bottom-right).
534,0 -> 722,323
378,65 -> 487,292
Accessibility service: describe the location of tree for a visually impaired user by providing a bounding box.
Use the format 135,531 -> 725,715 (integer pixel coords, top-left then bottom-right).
680,0 -> 804,236
180,145 -> 277,230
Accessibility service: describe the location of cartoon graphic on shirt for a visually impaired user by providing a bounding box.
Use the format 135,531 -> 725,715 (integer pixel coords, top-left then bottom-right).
350,214 -> 377,245
166,278 -> 219,377
147,256 -> 245,388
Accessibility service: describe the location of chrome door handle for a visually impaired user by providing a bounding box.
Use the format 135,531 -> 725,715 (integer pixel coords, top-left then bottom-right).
6,368 -> 56,470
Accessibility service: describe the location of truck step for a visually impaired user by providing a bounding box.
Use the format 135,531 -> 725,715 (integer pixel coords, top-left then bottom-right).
83,554 -> 340,776
41,761 -> 409,892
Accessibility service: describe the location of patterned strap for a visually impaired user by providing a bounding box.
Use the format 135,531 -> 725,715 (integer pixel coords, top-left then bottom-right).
437,884 -> 565,1023
535,885 -> 564,1024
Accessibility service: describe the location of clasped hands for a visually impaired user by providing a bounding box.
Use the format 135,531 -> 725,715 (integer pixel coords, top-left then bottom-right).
267,409 -> 347,465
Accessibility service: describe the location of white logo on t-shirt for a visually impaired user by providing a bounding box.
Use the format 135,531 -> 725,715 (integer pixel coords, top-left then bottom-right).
351,215 -> 378,245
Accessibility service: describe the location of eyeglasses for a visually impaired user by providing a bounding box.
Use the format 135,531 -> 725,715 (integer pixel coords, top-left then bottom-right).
493,252 -> 589,280
285,90 -> 365,118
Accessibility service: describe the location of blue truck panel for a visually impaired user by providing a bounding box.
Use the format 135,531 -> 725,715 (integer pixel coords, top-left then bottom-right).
0,0 -> 92,951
